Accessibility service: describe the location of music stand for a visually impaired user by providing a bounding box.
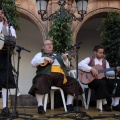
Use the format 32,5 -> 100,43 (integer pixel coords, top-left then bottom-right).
10,45 -> 40,120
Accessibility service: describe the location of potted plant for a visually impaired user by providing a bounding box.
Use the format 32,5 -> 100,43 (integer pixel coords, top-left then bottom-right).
48,10 -> 75,68
0,0 -> 20,31
48,12 -> 73,52
99,12 -> 120,67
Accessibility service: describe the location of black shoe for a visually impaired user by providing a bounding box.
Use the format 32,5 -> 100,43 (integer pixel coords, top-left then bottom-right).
112,104 -> 120,111
66,104 -> 74,112
38,106 -> 45,114
103,104 -> 112,112
1,107 -> 10,117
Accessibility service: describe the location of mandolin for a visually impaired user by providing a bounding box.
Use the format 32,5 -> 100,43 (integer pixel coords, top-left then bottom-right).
40,50 -> 75,67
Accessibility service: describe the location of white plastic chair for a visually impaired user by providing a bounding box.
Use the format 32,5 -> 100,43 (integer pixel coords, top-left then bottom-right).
44,86 -> 67,112
86,89 -> 102,111
86,76 -> 117,111
68,70 -> 87,109
69,70 -> 103,111
96,99 -> 102,111
94,76 -> 117,111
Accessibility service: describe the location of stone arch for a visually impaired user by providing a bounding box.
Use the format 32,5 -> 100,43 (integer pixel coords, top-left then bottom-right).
73,7 -> 120,43
16,6 -> 46,41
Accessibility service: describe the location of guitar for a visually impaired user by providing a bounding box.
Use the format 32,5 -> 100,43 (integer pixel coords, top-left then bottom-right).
78,64 -> 117,84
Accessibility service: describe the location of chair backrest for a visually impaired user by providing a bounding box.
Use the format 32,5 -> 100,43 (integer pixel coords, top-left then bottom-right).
68,70 -> 76,78
68,70 -> 89,89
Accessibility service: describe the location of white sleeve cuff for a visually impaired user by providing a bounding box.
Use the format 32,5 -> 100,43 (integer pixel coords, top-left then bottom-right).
6,26 -> 17,38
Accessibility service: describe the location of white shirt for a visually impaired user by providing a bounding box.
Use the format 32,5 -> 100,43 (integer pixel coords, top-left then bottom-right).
78,57 -> 115,76
0,22 -> 16,38
31,52 -> 70,68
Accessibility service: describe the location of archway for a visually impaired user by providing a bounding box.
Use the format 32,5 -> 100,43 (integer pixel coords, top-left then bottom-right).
73,7 -> 120,62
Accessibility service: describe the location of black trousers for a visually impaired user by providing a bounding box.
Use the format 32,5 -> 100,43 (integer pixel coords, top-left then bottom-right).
0,54 -> 16,88
88,77 -> 120,100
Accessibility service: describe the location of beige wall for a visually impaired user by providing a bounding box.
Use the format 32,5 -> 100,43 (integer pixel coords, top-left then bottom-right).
10,18 -> 43,94
76,18 -> 102,61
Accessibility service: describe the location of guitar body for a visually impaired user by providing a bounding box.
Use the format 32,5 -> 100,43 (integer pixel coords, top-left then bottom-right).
78,65 -> 105,84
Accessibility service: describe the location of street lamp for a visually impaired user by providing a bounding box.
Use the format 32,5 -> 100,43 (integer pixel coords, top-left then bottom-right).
36,0 -> 88,21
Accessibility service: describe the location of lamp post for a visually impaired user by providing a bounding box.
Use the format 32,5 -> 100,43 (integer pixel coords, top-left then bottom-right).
36,0 -> 88,21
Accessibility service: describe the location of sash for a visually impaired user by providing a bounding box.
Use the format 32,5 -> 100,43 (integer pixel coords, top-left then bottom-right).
51,65 -> 67,84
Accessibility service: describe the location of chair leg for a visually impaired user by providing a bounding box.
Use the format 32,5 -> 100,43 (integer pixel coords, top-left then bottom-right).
112,98 -> 114,106
97,100 -> 102,111
82,93 -> 87,109
86,89 -> 91,109
59,89 -> 67,112
44,94 -> 48,112
50,90 -> 54,109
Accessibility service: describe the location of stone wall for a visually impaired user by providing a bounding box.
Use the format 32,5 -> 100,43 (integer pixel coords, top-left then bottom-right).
15,0 -> 120,42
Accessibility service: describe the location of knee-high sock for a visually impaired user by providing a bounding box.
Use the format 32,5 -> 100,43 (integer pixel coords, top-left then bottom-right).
2,88 -> 9,108
113,97 -> 120,106
36,94 -> 44,107
66,94 -> 74,105
102,99 -> 107,105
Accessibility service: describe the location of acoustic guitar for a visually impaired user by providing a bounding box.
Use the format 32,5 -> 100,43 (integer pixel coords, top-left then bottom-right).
78,64 -> 116,84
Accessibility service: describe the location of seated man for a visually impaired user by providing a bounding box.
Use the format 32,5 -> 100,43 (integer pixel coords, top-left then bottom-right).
28,39 -> 83,114
78,45 -> 120,112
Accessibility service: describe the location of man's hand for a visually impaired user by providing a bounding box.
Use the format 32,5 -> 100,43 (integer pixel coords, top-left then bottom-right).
62,54 -> 67,61
44,57 -> 53,64
91,67 -> 98,78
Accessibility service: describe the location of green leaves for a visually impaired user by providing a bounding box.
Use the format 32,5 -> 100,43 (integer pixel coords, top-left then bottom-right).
0,0 -> 20,31
100,12 -> 120,66
48,10 -> 73,54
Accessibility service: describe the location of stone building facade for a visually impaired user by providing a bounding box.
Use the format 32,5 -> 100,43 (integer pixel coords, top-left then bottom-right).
16,0 -> 120,43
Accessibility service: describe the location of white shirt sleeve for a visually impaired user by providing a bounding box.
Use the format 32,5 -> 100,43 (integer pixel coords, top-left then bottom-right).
6,26 -> 17,38
105,60 -> 115,76
78,57 -> 92,72
31,52 -> 45,67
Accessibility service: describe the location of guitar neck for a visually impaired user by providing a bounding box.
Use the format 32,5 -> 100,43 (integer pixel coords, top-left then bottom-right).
98,67 -> 115,74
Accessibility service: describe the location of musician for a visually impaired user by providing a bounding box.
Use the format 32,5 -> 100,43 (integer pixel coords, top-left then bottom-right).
78,45 -> 120,111
0,7 -> 16,116
28,39 -> 83,114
